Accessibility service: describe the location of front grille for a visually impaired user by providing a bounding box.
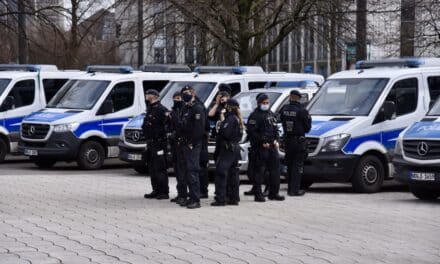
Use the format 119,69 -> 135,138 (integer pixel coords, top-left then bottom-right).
21,123 -> 50,140
124,129 -> 146,145
306,137 -> 319,153
403,140 -> 440,160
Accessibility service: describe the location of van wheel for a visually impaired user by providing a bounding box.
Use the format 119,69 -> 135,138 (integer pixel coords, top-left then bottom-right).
133,162 -> 148,175
0,138 -> 7,163
33,159 -> 56,169
352,155 -> 384,193
301,179 -> 314,189
77,141 -> 105,170
410,185 -> 439,200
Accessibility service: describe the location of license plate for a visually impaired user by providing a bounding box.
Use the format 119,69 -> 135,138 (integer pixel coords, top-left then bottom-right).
24,149 -> 38,156
127,153 -> 142,161
410,172 -> 435,181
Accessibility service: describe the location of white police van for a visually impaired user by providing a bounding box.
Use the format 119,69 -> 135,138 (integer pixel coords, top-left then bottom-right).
119,66 -> 324,174
228,86 -> 319,172
0,64 -> 83,162
394,95 -> 440,200
18,65 -> 193,170
303,58 -> 440,193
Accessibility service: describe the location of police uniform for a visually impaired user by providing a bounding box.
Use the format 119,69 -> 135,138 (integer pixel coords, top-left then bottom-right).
212,99 -> 243,206
196,97 -> 210,198
142,90 -> 170,199
169,94 -> 187,204
246,94 -> 285,202
180,87 -> 206,209
279,90 -> 312,196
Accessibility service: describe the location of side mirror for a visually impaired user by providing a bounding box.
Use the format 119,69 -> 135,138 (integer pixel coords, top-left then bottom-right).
97,99 -> 114,115
0,96 -> 15,111
380,101 -> 396,121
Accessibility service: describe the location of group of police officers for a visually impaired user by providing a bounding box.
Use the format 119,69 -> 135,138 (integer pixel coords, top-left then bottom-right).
142,84 -> 311,209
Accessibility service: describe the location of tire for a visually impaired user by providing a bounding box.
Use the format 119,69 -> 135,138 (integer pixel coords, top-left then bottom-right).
77,141 -> 105,170
133,161 -> 148,175
33,159 -> 56,169
0,138 -> 7,163
300,179 -> 314,189
352,155 -> 384,193
410,185 -> 439,200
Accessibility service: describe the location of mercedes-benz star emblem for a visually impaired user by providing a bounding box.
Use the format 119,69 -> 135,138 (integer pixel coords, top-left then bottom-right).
132,131 -> 140,142
417,142 -> 429,156
29,126 -> 36,135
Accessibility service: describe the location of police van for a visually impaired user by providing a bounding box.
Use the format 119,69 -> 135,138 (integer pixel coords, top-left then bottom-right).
18,65 -> 193,169
119,66 -> 324,174
227,86 -> 319,172
393,95 -> 440,200
303,58 -> 440,193
0,64 -> 83,162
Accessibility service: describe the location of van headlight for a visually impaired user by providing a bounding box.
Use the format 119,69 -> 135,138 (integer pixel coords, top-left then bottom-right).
320,134 -> 350,152
53,123 -> 80,133
394,139 -> 403,155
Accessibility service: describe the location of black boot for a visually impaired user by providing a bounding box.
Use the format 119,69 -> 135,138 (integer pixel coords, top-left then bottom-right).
186,201 -> 201,209
268,194 -> 285,201
144,191 -> 158,199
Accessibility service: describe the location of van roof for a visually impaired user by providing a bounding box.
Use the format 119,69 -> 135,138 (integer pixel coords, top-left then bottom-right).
71,71 -> 194,82
240,87 -> 318,95
0,70 -> 84,79
329,66 -> 440,80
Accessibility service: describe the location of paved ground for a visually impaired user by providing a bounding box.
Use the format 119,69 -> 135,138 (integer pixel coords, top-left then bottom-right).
0,157 -> 439,264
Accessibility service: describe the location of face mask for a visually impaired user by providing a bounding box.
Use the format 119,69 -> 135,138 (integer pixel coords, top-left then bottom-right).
173,100 -> 183,108
182,93 -> 193,103
260,104 -> 270,111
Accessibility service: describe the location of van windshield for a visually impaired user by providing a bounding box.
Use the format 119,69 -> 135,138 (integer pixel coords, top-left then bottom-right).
47,80 -> 110,110
0,79 -> 11,96
428,99 -> 440,116
309,78 -> 389,116
160,81 -> 216,109
234,92 -> 281,119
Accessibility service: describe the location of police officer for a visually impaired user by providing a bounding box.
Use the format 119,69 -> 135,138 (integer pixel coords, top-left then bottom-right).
211,98 -> 243,206
169,92 -> 187,205
142,89 -> 170,200
279,90 -> 312,196
246,93 -> 285,202
180,85 -> 206,209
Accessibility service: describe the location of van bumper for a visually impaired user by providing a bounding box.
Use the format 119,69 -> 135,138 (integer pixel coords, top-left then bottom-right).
393,155 -> 440,189
118,142 -> 146,163
303,152 -> 359,182
18,132 -> 80,161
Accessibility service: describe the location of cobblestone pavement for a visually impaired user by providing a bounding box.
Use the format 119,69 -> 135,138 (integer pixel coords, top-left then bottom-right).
0,159 -> 439,264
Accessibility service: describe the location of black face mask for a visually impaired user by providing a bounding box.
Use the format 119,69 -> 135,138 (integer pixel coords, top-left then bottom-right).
182,93 -> 193,103
173,100 -> 183,108
220,102 -> 227,108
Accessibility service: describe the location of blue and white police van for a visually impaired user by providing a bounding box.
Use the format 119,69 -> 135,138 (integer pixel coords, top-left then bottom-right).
0,64 -> 83,163
303,58 -> 440,193
119,66 -> 325,174
18,65 -> 193,170
393,95 -> 440,200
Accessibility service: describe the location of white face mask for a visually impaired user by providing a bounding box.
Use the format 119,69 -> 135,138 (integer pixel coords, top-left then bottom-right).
260,104 -> 270,111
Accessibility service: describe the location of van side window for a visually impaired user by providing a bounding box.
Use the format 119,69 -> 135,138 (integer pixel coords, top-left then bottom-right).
229,83 -> 241,96
427,76 -> 440,102
108,81 -> 135,112
249,82 -> 267,90
7,79 -> 35,108
43,79 -> 68,102
385,78 -> 418,116
142,80 -> 169,94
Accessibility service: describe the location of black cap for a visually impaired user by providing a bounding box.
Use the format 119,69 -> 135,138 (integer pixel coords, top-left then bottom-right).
226,98 -> 240,107
145,89 -> 160,97
172,91 -> 181,98
218,83 -> 232,94
256,93 -> 269,103
181,85 -> 193,93
290,90 -> 302,97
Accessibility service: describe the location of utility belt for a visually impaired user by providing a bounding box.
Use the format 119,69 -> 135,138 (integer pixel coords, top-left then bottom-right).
222,141 -> 240,151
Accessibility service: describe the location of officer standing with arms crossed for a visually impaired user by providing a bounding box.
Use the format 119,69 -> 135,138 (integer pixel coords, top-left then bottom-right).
211,98 -> 243,206
142,89 -> 170,200
180,85 -> 206,209
279,90 -> 312,196
169,92 -> 187,205
246,93 -> 285,202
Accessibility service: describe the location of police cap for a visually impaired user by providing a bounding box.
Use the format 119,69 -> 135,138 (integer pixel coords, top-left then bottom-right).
290,90 -> 302,97
145,89 -> 160,97
256,93 -> 269,103
226,98 -> 240,108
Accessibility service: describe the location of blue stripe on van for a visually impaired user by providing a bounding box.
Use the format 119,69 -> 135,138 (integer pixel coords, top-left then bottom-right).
342,128 -> 404,154
403,121 -> 440,139
73,117 -> 130,138
307,120 -> 348,137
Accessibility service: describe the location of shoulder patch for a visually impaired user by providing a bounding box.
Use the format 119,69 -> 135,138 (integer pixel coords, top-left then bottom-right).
195,113 -> 201,120
248,119 -> 256,125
